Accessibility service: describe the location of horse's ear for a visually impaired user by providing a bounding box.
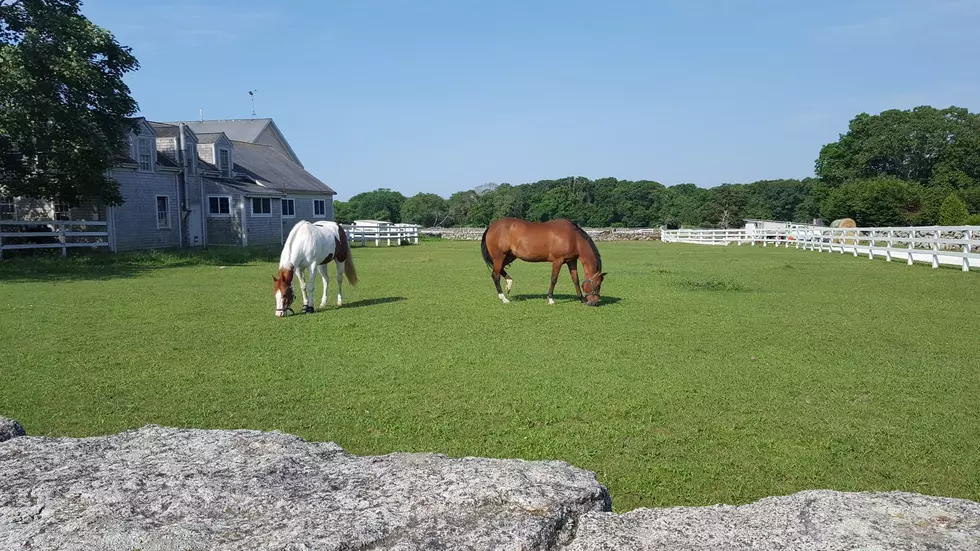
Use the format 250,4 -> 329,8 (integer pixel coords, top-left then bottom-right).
272,275 -> 278,282
601,272 -> 608,277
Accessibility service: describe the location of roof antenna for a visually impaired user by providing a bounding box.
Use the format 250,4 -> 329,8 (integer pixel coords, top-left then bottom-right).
248,90 -> 257,118
199,108 -> 204,122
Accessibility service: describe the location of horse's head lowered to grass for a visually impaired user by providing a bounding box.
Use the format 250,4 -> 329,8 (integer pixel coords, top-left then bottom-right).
273,267 -> 295,317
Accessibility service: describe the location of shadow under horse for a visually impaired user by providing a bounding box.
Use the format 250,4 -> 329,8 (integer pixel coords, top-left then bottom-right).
480,217 -> 608,306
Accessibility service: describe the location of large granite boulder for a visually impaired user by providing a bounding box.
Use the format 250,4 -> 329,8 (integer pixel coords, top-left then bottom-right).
0,424 -> 610,550
566,489 -> 980,550
2,418 -> 979,550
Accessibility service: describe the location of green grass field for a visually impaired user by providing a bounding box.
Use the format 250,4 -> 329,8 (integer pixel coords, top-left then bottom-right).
1,239 -> 978,512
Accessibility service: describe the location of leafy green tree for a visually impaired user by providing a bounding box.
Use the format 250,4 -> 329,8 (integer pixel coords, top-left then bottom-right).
333,200 -> 352,224
821,177 -> 923,227
938,193 -> 969,225
400,192 -> 448,226
0,0 -> 140,206
815,106 -> 980,187
345,188 -> 406,222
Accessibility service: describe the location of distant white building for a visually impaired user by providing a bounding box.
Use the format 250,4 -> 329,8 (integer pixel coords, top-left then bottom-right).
743,219 -> 793,232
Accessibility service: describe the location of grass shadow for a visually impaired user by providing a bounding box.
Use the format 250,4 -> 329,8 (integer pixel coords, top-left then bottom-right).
510,293 -> 623,305
338,296 -> 407,309
0,246 -> 282,283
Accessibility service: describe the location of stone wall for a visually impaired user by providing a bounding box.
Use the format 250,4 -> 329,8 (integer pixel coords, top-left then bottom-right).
423,227 -> 662,241
2,417 -> 978,550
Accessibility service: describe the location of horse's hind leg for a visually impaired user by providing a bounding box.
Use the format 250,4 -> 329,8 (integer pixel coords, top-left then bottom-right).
491,257 -> 509,304
334,261 -> 345,307
502,253 -> 515,295
317,263 -> 330,308
547,260 -> 562,305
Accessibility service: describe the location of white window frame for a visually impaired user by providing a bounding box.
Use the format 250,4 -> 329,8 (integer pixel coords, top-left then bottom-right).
208,195 -> 232,217
250,197 -> 272,217
137,137 -> 154,172
281,198 -> 295,218
156,195 -> 171,229
218,147 -> 231,178
313,199 -> 326,218
0,196 -> 13,220
54,201 -> 70,221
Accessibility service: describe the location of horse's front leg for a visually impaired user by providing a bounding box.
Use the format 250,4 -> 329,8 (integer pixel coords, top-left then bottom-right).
317,263 -> 330,308
566,260 -> 584,302
547,261 -> 562,305
294,269 -> 310,311
335,261 -> 345,307
304,266 -> 316,313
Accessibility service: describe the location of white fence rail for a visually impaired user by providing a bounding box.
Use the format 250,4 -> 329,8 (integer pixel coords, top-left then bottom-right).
0,220 -> 111,260
341,222 -> 420,247
661,225 -> 980,272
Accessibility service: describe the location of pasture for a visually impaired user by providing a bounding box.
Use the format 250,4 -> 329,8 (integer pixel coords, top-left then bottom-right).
1,239 -> 978,512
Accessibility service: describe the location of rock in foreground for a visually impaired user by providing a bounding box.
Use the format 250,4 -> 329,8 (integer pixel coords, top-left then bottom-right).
566,489 -> 980,551
0,416 -> 25,442
2,419 -> 979,550
0,424 -> 610,550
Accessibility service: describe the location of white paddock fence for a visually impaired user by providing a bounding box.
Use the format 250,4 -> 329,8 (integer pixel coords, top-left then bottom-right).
341,221 -> 420,247
662,225 -> 980,272
0,220 -> 111,260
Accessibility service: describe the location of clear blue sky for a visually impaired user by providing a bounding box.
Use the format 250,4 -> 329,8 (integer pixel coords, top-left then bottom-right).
81,0 -> 980,201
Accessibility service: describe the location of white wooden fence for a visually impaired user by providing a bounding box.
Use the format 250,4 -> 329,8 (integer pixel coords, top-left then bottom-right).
341,221 -> 420,247
661,225 -> 980,272
0,220 -> 111,260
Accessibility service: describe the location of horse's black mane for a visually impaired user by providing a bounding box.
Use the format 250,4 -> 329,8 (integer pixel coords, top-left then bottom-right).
569,221 -> 601,272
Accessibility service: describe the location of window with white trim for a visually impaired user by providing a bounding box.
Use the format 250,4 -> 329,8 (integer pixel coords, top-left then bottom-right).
156,195 -> 171,229
281,198 -> 295,218
218,148 -> 230,177
0,196 -> 13,220
251,197 -> 271,216
313,199 -> 326,217
54,201 -> 70,221
138,138 -> 153,172
208,195 -> 231,216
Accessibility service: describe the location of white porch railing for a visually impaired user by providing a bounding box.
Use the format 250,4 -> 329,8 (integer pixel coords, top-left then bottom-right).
0,220 -> 111,260
661,225 -> 980,272
341,221 -> 420,246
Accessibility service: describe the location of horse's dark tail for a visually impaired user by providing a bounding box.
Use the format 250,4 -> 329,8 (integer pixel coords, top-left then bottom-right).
480,226 -> 493,270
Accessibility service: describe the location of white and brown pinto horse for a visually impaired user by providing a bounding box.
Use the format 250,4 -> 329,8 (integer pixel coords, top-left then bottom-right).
273,220 -> 358,317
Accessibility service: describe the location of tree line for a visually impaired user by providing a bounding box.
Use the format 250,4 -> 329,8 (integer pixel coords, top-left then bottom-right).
337,105 -> 980,228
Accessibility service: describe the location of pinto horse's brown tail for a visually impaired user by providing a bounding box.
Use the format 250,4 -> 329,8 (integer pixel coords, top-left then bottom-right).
337,224 -> 359,285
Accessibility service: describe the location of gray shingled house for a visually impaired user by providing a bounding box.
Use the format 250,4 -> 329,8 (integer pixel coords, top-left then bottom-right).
1,117 -> 336,252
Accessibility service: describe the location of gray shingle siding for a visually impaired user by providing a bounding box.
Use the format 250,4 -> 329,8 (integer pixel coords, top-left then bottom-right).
245,196 -> 282,245
280,194 -> 333,236
110,168 -> 180,252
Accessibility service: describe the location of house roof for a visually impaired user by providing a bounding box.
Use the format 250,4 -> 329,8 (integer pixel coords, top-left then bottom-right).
230,140 -> 335,195
168,118 -> 303,167
147,122 -> 180,138
195,132 -> 227,144
203,177 -> 283,197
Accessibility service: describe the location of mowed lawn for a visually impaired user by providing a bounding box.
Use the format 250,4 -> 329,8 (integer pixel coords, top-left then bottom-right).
1,239 -> 978,512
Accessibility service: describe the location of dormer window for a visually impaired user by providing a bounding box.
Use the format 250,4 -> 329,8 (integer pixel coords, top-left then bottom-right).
218,148 -> 230,177
137,138 -> 153,172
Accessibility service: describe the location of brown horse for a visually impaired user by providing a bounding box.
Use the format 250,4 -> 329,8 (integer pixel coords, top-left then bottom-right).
480,217 -> 607,306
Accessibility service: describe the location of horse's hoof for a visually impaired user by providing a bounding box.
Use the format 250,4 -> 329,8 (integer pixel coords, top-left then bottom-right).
548,298 -> 555,305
